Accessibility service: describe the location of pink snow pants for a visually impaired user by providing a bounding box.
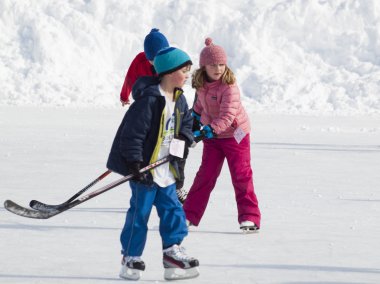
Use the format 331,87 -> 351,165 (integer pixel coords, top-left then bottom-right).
183,134 -> 261,228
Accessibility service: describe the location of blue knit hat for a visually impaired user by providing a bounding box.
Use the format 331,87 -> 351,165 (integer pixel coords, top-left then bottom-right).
144,28 -> 169,61
153,47 -> 192,76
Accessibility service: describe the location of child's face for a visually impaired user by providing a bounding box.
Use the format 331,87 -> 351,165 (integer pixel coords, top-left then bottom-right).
205,64 -> 226,81
170,65 -> 191,87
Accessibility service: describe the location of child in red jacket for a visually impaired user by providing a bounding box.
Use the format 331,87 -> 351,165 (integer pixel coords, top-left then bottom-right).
119,28 -> 169,106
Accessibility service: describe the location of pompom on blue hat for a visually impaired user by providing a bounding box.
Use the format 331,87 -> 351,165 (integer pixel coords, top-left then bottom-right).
144,28 -> 169,61
154,47 -> 192,76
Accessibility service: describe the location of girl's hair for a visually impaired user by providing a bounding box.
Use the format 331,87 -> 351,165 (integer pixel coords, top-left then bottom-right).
191,65 -> 236,90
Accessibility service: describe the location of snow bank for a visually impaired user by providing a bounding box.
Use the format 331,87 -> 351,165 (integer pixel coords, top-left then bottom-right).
0,0 -> 379,114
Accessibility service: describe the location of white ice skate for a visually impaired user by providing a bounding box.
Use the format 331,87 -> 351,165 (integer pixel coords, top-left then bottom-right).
163,244 -> 200,280
240,221 -> 259,234
119,256 -> 145,280
176,187 -> 188,204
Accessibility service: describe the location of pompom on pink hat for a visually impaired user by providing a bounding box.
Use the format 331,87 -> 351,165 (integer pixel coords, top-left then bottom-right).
199,37 -> 227,67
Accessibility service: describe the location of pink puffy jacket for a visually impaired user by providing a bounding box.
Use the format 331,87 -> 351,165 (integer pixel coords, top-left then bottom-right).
193,79 -> 251,139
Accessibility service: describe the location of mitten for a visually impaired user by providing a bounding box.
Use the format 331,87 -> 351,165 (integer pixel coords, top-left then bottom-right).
128,161 -> 148,183
194,124 -> 215,139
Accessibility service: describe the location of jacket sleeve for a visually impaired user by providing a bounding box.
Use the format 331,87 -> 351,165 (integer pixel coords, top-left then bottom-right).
210,85 -> 240,135
119,96 -> 153,162
192,92 -> 204,115
120,55 -> 141,103
178,97 -> 194,145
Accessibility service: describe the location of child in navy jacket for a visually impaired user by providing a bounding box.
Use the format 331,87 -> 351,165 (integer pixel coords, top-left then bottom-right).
107,47 -> 199,281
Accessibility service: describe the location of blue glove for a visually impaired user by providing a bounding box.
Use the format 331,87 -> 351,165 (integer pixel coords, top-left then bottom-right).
193,130 -> 202,138
202,125 -> 215,138
193,125 -> 215,139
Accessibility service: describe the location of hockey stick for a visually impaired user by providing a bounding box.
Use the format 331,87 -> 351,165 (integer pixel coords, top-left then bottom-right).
4,156 -> 171,219
29,170 -> 112,212
31,133 -> 205,212
5,134 -> 205,219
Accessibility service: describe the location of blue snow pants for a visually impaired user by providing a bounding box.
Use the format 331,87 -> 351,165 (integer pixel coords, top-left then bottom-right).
120,181 -> 188,256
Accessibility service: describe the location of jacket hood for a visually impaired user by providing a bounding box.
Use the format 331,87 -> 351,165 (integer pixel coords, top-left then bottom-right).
132,76 -> 161,100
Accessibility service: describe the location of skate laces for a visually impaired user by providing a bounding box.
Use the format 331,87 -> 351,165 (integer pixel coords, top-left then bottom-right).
164,244 -> 193,261
176,187 -> 188,204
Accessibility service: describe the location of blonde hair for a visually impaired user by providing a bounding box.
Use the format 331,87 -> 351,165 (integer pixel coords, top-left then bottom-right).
191,66 -> 236,90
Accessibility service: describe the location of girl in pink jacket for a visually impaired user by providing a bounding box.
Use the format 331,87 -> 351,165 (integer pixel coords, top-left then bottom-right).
183,38 -> 261,233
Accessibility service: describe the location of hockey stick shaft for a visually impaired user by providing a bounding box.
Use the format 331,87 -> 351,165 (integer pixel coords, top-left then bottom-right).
66,170 -> 112,203
29,170 -> 111,211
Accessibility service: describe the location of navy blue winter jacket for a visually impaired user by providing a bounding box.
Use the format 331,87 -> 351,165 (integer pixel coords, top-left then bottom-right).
106,76 -> 194,183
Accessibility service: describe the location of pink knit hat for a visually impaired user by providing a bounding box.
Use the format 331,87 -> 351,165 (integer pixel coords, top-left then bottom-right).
199,37 -> 227,67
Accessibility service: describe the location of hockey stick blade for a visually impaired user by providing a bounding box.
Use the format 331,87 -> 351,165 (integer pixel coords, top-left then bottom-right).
4,200 -> 58,219
29,200 -> 65,212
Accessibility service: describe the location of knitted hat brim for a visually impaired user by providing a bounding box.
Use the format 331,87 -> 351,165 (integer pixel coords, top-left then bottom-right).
158,60 -> 192,76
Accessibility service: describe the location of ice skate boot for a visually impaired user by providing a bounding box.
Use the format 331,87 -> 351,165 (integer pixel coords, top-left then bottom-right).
176,187 -> 188,204
240,221 -> 259,233
163,244 -> 199,280
119,256 -> 145,280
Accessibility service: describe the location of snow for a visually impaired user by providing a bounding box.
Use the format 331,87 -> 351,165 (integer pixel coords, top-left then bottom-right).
1,0 -> 380,114
1,0 -> 380,283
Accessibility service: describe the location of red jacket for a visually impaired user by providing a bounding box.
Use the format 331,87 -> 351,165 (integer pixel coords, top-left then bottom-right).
120,52 -> 156,103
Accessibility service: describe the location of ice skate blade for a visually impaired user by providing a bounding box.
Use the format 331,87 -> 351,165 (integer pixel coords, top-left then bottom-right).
164,267 -> 200,280
119,267 -> 143,281
241,227 -> 260,234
